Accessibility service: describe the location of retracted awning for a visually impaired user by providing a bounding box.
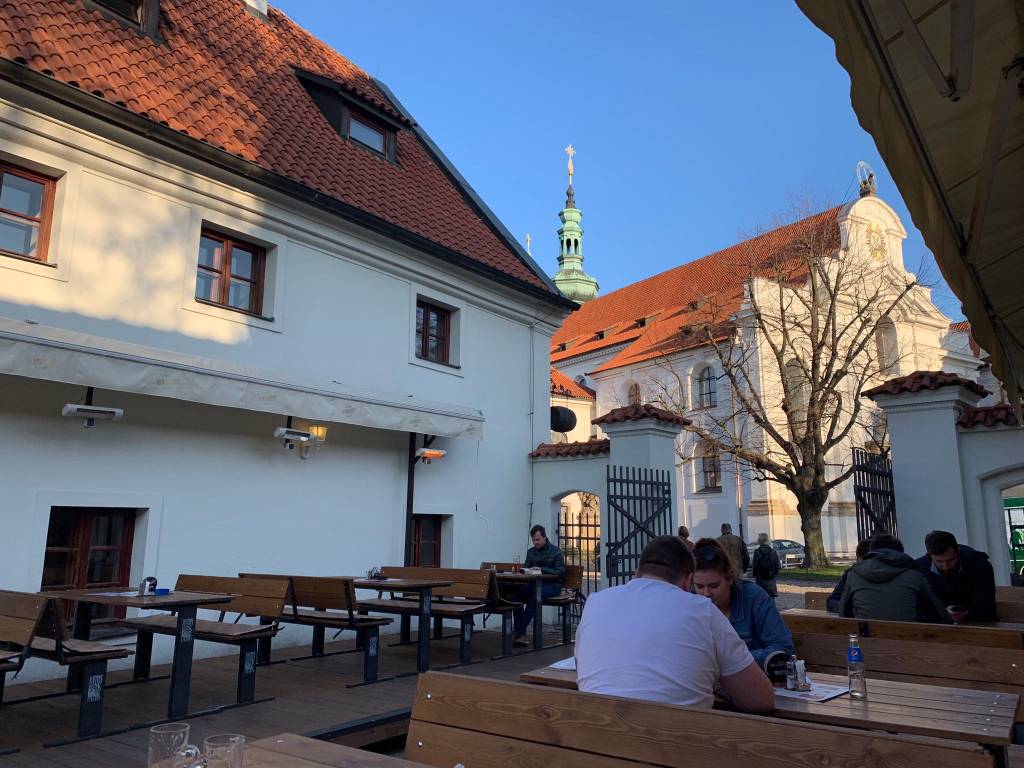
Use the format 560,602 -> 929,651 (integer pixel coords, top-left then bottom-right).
0,317 -> 483,440
796,0 -> 1024,407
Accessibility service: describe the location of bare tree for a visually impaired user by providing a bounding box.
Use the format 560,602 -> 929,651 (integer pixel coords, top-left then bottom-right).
653,200 -> 920,566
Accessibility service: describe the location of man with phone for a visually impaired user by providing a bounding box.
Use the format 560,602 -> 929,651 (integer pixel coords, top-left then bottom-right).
915,530 -> 998,623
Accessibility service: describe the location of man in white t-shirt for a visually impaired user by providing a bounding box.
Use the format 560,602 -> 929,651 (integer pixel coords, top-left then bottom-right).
575,535 -> 775,713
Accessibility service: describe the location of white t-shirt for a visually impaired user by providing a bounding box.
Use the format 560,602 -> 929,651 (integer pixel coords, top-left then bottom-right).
575,577 -> 754,709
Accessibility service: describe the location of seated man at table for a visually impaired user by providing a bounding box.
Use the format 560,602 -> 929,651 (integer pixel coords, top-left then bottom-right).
575,535 -> 775,713
915,530 -> 998,623
511,525 -> 566,646
826,538 -> 870,613
838,533 -> 950,623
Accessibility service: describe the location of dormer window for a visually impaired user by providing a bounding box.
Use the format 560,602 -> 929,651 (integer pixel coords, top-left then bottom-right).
595,331 -> 605,340
95,0 -> 143,21
296,70 -> 399,162
85,0 -> 160,36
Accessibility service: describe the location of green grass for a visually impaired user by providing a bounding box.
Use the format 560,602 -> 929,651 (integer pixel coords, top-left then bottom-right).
778,565 -> 847,581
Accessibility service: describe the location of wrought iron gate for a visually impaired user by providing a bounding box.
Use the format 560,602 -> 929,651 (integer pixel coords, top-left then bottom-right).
605,465 -> 673,585
852,447 -> 897,541
557,492 -> 601,623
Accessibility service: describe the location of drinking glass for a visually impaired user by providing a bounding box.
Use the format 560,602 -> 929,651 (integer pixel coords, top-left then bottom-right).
204,734 -> 246,768
148,723 -> 190,766
512,555 -> 521,574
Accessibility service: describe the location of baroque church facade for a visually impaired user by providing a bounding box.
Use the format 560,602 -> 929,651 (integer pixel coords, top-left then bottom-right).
547,164 -> 994,557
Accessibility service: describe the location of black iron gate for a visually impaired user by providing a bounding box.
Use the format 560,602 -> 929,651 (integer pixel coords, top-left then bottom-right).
557,492 -> 601,623
605,465 -> 673,585
852,447 -> 897,541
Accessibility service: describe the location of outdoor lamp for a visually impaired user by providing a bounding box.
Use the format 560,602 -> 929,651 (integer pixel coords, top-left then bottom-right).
416,447 -> 446,464
308,424 -> 328,442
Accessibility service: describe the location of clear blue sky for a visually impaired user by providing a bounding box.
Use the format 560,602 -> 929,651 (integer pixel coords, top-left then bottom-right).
274,0 -> 962,319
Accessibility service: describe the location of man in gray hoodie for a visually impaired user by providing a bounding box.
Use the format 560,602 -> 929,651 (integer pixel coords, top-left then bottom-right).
838,533 -> 950,623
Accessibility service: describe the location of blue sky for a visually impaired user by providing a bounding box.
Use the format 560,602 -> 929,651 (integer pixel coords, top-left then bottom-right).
274,0 -> 962,318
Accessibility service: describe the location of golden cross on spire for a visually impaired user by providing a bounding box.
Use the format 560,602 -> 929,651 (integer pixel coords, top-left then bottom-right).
525,233 -> 532,255
565,144 -> 576,186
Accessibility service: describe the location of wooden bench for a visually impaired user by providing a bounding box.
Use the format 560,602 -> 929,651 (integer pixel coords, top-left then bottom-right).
239,573 -> 392,682
358,567 -> 514,662
123,575 -> 288,705
792,628 -> 1024,728
0,589 -> 132,738
404,671 -> 999,768
784,608 -> 1024,648
481,561 -> 580,644
807,587 -> 1024,622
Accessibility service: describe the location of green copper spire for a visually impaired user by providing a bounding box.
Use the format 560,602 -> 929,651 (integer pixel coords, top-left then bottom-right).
553,145 -> 599,304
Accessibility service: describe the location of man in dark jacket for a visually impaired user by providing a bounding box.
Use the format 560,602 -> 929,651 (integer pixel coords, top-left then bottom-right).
838,533 -> 949,623
751,533 -> 781,598
915,530 -> 998,623
512,525 -> 566,645
718,523 -> 750,575
826,538 -> 870,612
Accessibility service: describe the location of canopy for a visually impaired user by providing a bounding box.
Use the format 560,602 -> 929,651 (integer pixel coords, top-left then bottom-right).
0,317 -> 484,440
796,0 -> 1024,406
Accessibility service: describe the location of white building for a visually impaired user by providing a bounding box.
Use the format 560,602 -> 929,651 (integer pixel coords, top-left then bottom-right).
549,189 -> 987,556
0,0 -> 571,678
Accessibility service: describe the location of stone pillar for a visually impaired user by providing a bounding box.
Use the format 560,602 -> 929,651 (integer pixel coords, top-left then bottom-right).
868,378 -> 982,553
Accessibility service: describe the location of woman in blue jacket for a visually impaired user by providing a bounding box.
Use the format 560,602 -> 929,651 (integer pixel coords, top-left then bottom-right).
692,537 -> 795,668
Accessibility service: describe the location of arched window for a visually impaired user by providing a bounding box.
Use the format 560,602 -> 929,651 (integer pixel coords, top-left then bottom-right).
696,367 -> 717,408
699,443 -> 722,492
627,381 -> 642,406
573,238 -> 579,254
874,316 -> 898,373
784,358 -> 808,428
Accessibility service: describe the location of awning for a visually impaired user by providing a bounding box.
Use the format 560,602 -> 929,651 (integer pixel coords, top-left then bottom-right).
796,0 -> 1024,407
0,317 -> 483,440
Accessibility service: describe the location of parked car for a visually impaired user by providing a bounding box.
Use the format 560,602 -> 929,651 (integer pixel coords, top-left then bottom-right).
746,538 -> 806,569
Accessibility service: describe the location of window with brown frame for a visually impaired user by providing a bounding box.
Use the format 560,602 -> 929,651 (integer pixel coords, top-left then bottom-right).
699,445 -> 722,492
413,515 -> 444,568
42,507 -> 136,623
0,163 -> 56,264
415,300 -> 452,364
195,230 -> 266,316
94,0 -> 144,21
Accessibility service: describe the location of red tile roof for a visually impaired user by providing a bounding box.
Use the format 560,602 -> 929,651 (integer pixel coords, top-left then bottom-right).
550,367 -> 595,400
592,403 -> 690,427
948,321 -> 981,357
957,405 -> 1020,429
863,370 -> 990,399
552,206 -> 842,372
0,0 -> 555,295
530,438 -> 610,459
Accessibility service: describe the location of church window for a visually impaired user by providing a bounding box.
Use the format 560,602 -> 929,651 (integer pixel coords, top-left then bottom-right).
699,444 -> 722,492
874,316 -> 898,373
0,162 -> 56,264
574,239 -> 579,254
696,367 -> 717,409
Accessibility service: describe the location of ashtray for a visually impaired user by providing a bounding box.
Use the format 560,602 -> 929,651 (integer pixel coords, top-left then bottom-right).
153,588 -> 171,596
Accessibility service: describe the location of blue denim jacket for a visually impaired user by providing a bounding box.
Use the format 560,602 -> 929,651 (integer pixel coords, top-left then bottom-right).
728,580 -> 795,667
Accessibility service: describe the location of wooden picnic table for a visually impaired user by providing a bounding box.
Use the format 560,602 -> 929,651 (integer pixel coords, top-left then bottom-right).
519,664 -> 1018,756
493,571 -> 559,649
783,608 -> 1024,647
52,588 -> 234,719
353,577 -> 452,673
154,733 -> 429,767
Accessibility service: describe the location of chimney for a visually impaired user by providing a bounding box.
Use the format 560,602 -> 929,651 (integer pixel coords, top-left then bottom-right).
242,0 -> 268,18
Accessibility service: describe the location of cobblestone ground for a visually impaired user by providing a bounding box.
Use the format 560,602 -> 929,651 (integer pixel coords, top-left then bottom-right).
774,577 -> 839,610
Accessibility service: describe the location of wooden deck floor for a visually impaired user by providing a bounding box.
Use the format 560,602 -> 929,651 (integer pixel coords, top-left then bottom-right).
0,625 -> 573,767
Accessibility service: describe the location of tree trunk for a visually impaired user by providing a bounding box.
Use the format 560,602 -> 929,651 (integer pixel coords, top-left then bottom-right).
796,496 -> 830,568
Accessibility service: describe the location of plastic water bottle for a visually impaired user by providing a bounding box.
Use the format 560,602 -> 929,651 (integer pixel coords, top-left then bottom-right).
847,634 -> 867,699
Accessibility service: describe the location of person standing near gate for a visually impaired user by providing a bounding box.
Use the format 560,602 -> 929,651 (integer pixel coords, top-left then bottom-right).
678,525 -> 696,552
718,523 -> 749,575
512,525 -> 565,646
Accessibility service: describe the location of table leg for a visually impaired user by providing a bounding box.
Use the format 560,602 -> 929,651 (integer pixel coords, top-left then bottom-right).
532,578 -> 544,650
417,588 -> 432,673
66,600 -> 93,692
167,605 -> 197,719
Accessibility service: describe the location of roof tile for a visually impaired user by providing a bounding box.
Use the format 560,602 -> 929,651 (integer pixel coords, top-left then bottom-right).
863,370 -> 990,399
529,439 -> 610,459
550,368 -> 595,400
957,405 -> 1020,429
592,403 -> 690,427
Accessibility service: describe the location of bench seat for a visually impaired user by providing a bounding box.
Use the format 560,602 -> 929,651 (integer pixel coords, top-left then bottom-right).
124,614 -> 276,642
288,608 -> 392,629
29,636 -> 133,661
358,598 -> 484,618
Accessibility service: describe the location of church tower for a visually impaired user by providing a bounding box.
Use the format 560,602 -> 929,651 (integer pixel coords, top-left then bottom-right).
553,145 -> 599,303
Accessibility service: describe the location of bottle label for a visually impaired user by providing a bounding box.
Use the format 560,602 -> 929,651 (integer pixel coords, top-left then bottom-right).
847,647 -> 864,663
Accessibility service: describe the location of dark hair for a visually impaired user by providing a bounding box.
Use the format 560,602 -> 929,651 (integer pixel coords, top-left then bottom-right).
530,525 -> 547,540
868,532 -> 904,553
924,530 -> 958,556
637,535 -> 695,582
678,525 -> 690,538
692,537 -> 736,580
855,538 -> 871,560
